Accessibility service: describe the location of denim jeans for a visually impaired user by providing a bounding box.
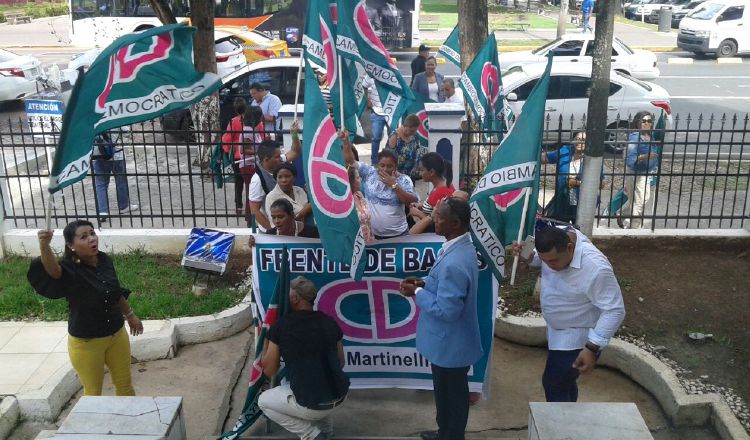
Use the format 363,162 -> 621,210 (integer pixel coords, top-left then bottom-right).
92,159 -> 130,213
370,112 -> 386,164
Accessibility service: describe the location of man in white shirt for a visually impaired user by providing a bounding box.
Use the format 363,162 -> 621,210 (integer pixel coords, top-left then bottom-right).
513,223 -> 625,402
441,79 -> 463,105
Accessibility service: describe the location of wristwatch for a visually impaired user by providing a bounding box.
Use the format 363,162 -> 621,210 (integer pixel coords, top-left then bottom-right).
391,183 -> 399,190
584,341 -> 602,354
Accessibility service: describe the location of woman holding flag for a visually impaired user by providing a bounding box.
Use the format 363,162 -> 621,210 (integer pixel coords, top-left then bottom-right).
340,129 -> 418,240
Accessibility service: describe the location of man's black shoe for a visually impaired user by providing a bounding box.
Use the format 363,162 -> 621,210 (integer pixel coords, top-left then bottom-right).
420,431 -> 439,440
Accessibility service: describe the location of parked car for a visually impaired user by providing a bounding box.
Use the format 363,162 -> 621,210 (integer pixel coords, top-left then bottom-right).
668,0 -> 707,27
499,34 -> 660,80
0,49 -> 43,102
160,57 -> 307,141
625,0 -> 666,20
216,26 -> 289,63
641,0 -> 692,22
502,63 -> 671,152
678,0 -> 750,57
68,30 -> 246,80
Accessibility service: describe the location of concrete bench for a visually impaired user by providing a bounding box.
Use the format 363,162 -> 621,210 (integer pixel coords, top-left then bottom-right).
419,14 -> 440,31
493,21 -> 531,31
5,11 -> 32,24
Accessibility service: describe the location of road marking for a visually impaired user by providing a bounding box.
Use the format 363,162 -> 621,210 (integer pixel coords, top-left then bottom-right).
667,58 -> 694,64
659,76 -> 750,79
716,58 -> 743,64
670,96 -> 750,99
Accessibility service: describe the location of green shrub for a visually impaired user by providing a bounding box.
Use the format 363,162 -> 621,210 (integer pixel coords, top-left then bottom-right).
0,13 -> 6,24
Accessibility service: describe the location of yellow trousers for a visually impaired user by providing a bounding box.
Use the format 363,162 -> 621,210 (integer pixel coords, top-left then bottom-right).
67,326 -> 135,396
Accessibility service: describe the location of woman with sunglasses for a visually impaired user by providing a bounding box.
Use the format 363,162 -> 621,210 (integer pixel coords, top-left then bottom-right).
621,111 -> 659,229
542,131 -> 605,224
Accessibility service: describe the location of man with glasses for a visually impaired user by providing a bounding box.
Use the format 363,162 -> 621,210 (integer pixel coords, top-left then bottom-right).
513,221 -> 625,402
622,111 -> 659,229
258,276 -> 350,440
400,198 -> 483,440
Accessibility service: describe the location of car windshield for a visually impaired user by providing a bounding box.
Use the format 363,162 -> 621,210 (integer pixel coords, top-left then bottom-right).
532,38 -> 562,54
688,2 -> 724,18
615,70 -> 653,91
614,37 -> 635,55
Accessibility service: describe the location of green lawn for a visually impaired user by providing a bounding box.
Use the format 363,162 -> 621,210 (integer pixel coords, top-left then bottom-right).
421,0 -> 575,30
0,252 -> 246,321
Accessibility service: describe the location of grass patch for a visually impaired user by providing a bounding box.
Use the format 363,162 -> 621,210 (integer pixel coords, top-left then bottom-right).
419,6 -> 576,30
421,0 -> 458,14
614,15 -> 663,31
0,251 -> 245,321
424,39 -> 553,50
0,2 -> 69,23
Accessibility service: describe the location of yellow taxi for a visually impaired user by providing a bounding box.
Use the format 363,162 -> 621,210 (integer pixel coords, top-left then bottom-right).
215,26 -> 289,63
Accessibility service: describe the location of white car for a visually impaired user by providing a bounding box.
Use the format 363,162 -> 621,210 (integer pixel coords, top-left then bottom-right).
503,63 -> 671,151
498,34 -> 660,80
68,30 -> 246,81
0,49 -> 43,102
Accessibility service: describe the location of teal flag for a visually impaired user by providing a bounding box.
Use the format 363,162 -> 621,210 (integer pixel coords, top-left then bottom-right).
469,56 -> 553,281
48,24 -> 221,194
459,33 -> 504,135
218,246 -> 290,440
438,25 -> 460,67
302,0 -> 359,135
335,0 -> 415,128
302,59 -> 366,280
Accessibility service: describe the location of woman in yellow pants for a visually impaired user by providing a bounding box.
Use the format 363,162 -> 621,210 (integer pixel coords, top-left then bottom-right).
28,220 -> 143,396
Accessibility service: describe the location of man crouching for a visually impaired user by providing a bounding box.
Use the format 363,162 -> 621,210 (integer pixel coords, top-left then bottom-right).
259,276 -> 350,440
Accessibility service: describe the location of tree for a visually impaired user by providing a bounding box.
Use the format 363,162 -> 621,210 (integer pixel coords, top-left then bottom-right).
577,0 -> 618,235
148,0 -> 177,24
557,0 -> 569,38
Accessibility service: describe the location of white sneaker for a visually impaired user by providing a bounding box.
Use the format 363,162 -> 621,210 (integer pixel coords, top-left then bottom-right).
98,212 -> 109,222
119,204 -> 139,214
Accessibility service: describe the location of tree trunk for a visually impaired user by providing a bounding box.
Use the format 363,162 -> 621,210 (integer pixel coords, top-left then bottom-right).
148,0 -> 177,24
557,0 -> 569,38
459,0 -> 489,182
188,0 -> 219,169
577,0 -> 617,235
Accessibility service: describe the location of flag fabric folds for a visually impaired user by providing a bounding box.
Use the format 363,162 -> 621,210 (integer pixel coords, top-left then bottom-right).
218,246 -> 291,440
48,24 -> 221,194
438,25 -> 461,67
469,56 -> 553,281
335,0 -> 415,128
459,33 -> 505,136
302,58 -> 367,280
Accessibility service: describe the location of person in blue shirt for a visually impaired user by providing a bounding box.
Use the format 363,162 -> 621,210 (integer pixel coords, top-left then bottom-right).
622,111 -> 659,229
542,131 -> 605,224
581,0 -> 594,32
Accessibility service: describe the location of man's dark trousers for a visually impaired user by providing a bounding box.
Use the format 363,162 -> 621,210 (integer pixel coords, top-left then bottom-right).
431,363 -> 470,440
542,349 -> 582,402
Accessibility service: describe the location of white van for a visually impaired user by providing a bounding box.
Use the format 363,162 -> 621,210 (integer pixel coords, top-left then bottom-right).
677,0 -> 750,57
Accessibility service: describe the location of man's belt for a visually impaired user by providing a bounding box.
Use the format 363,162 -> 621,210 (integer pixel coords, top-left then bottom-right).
306,395 -> 346,411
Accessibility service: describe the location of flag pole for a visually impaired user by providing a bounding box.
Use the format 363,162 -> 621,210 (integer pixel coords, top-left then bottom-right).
510,187 -> 532,286
44,143 -> 55,230
293,50 -> 304,122
338,55 -> 344,130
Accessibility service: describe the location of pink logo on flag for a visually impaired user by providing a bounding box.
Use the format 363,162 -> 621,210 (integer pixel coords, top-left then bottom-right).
481,62 -> 500,110
308,118 -> 354,218
416,109 -> 429,140
492,188 -> 525,212
97,32 -> 174,110
353,1 -> 396,67
320,15 -> 338,87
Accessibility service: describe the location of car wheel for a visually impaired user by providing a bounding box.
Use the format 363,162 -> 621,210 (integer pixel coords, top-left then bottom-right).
178,114 -> 196,143
716,40 -> 738,58
606,121 -> 630,155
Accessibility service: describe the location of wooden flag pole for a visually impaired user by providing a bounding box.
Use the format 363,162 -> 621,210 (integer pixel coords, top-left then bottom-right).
44,143 -> 56,230
510,187 -> 532,286
293,50 -> 304,122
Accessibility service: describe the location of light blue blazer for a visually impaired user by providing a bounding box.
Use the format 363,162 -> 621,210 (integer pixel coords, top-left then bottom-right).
415,234 -> 483,368
410,72 -> 445,103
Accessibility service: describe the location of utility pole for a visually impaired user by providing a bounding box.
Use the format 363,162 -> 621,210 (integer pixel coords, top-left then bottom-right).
557,0 -> 569,38
577,0 -> 618,235
458,0 -> 489,72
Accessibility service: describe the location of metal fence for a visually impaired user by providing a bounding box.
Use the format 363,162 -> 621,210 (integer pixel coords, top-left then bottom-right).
1,113 -> 749,231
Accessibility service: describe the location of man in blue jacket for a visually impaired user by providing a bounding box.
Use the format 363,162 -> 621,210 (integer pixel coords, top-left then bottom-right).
400,197 -> 483,440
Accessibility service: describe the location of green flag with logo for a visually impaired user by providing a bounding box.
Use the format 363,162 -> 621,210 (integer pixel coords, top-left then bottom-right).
469,56 -> 553,281
459,33 -> 504,135
302,59 -> 366,280
438,25 -> 460,67
48,24 -> 221,194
